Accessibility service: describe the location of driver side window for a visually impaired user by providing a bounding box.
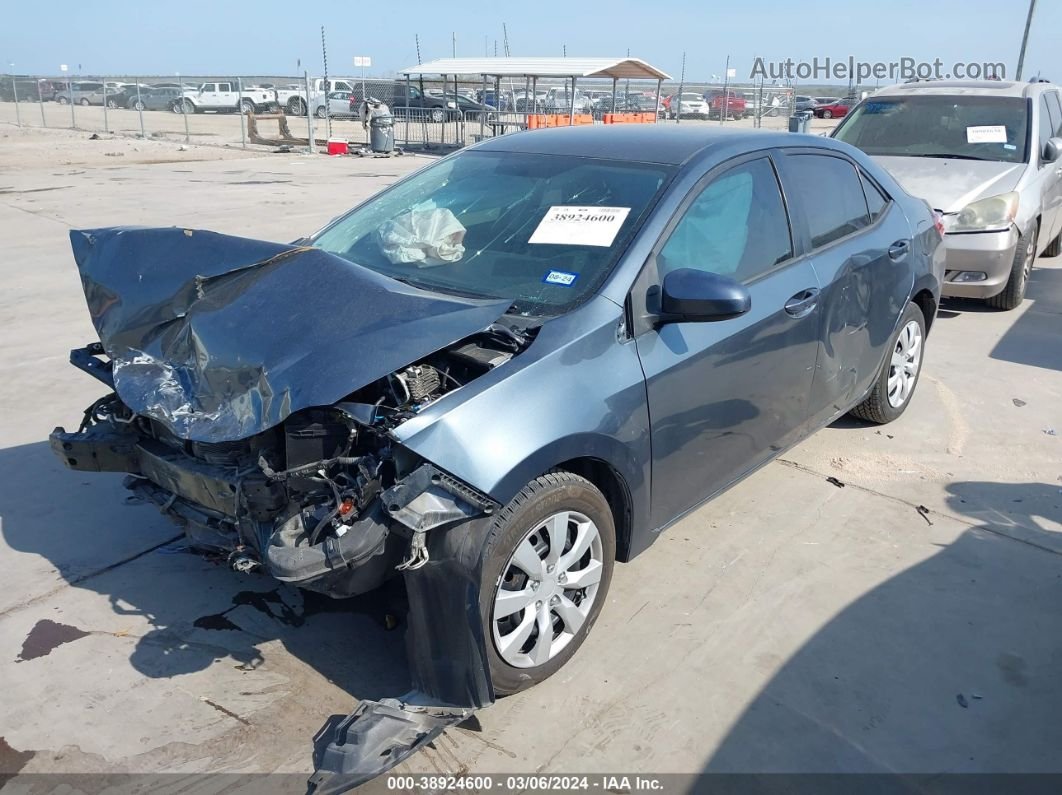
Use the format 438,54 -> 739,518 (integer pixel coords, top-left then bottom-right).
659,157 -> 793,283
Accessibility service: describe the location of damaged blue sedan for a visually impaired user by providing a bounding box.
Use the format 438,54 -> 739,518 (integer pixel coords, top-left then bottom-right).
51,126 -> 943,790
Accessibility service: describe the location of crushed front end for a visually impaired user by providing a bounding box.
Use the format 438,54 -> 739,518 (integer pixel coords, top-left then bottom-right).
50,334 -> 514,598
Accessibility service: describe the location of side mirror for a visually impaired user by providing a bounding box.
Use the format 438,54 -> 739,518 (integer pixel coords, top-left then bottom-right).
1043,136 -> 1062,163
658,268 -> 751,323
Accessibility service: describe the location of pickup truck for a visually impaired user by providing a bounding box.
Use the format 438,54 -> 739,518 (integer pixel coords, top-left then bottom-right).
276,77 -> 357,115
176,82 -> 279,115
704,89 -> 749,119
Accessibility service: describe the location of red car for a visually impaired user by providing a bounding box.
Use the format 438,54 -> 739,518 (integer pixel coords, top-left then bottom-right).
813,99 -> 853,119
704,89 -> 748,119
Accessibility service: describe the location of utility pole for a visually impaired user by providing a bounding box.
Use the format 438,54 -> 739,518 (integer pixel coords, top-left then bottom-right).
415,34 -> 422,64
1016,0 -> 1037,80
452,32 -> 457,58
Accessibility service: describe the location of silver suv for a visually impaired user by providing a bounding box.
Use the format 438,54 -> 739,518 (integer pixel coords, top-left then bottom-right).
832,79 -> 1062,309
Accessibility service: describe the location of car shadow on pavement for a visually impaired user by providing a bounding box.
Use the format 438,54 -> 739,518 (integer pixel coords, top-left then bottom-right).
0,439 -> 411,701
988,266 -> 1062,373
702,479 -> 1062,774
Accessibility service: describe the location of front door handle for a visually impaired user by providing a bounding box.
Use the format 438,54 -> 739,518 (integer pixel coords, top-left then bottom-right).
889,240 -> 911,260
784,288 -> 820,318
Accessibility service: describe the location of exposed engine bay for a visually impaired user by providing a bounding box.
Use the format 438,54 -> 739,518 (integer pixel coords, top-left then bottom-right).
52,324 -> 529,597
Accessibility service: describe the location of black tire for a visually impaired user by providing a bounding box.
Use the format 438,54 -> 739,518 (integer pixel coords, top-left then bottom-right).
822,109 -> 833,119
1042,229 -> 1061,257
106,98 -> 118,109
429,107 -> 445,123
850,302 -> 927,424
79,98 -> 90,106
239,99 -> 255,115
479,471 -> 615,695
56,96 -> 69,105
986,223 -> 1037,310
314,105 -> 328,119
130,100 -> 144,111
287,97 -> 306,116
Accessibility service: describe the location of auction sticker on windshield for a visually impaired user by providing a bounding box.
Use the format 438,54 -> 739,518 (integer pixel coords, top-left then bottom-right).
966,125 -> 1007,144
529,206 -> 631,247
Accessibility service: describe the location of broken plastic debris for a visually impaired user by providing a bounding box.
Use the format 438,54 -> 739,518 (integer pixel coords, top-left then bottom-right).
956,693 -> 969,708
1043,428 -> 1057,436
1012,398 -> 1026,407
826,476 -> 845,489
916,505 -> 933,526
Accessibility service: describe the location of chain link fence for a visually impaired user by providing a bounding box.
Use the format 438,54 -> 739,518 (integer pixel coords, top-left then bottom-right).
1,71 -> 814,153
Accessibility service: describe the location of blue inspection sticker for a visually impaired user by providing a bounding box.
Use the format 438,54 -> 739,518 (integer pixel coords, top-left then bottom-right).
543,270 -> 579,286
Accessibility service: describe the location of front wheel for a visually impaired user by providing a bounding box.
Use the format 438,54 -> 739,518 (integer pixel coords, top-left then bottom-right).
130,99 -> 144,111
56,96 -> 69,105
239,99 -> 255,114
850,302 -> 927,424
480,472 -> 615,695
106,98 -> 119,109
822,109 -> 833,119
986,224 -> 1037,310
79,98 -> 90,106
314,105 -> 328,119
287,97 -> 306,116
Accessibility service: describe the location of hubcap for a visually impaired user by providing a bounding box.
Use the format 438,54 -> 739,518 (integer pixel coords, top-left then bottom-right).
492,510 -> 604,669
887,320 -> 923,408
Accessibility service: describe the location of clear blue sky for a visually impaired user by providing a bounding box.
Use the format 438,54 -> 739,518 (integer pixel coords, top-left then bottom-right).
2,0 -> 1056,83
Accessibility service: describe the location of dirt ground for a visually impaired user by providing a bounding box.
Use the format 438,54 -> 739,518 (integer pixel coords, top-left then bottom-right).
0,120 -> 1059,792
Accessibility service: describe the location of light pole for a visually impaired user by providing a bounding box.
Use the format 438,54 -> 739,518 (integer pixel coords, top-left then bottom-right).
1016,0 -> 1037,80
8,63 -> 20,127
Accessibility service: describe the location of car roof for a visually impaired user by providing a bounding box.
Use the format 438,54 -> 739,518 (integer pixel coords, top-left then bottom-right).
471,125 -> 846,166
873,79 -> 1049,99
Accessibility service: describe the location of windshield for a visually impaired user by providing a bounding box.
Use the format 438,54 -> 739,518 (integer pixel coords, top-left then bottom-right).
313,150 -> 672,316
834,95 -> 1030,163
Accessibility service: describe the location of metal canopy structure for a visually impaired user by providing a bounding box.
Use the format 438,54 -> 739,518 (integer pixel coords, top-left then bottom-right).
399,57 -> 670,81
399,57 -> 670,131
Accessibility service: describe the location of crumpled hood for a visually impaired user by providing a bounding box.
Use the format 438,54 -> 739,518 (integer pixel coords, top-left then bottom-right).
70,227 -> 510,443
872,156 -> 1025,213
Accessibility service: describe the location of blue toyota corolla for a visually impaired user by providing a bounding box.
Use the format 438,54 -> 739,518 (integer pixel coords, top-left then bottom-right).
52,126 -> 943,788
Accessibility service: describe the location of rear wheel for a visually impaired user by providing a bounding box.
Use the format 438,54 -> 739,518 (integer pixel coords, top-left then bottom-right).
481,472 -> 615,695
430,107 -> 445,123
180,99 -> 195,114
106,98 -> 119,109
822,109 -> 833,119
56,96 -> 69,105
130,99 -> 144,111
78,97 -> 90,106
315,104 -> 328,118
986,223 -> 1037,310
850,302 -> 926,424
287,97 -> 307,116
239,99 -> 255,114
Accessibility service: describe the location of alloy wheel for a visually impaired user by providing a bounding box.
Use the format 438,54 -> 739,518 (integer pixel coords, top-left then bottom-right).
492,510 -> 604,669
887,320 -> 923,408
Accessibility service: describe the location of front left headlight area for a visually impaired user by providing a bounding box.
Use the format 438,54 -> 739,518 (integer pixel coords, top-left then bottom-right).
946,191 -> 1020,233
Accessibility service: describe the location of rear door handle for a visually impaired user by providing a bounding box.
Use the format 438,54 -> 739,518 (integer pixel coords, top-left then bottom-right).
784,288 -> 820,318
889,240 -> 911,260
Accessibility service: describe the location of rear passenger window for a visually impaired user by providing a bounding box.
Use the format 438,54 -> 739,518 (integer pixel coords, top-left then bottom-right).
786,155 -> 871,248
659,157 -> 793,282
860,172 -> 888,222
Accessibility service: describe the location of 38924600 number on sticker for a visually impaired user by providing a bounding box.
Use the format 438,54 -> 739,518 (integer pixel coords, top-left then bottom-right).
529,205 -> 631,247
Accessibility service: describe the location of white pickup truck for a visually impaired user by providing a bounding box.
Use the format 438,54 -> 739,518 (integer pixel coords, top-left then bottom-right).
276,77 -> 358,115
176,82 -> 279,115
